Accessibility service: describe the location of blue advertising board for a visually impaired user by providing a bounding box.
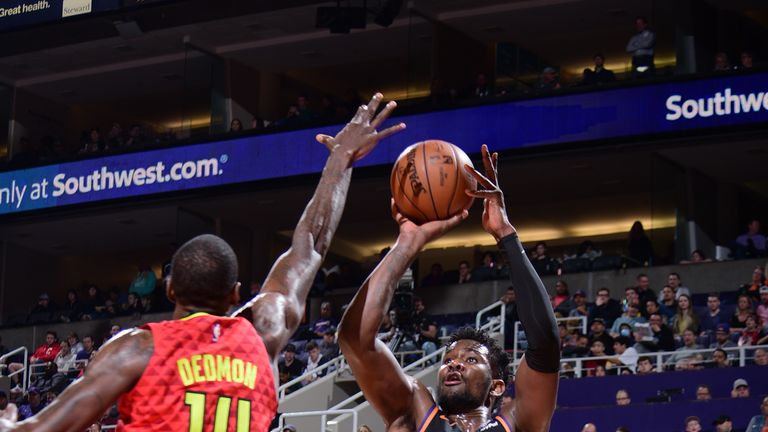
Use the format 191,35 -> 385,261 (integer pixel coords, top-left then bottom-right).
0,0 -> 120,31
1,72 -> 767,215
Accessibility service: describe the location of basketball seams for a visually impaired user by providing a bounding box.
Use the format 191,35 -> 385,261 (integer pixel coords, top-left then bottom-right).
444,143 -> 460,216
422,141 -> 441,219
395,156 -> 430,222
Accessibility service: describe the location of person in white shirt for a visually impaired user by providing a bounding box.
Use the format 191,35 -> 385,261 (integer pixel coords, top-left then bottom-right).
0,391 -> 18,423
301,341 -> 328,385
53,341 -> 77,373
608,336 -> 639,373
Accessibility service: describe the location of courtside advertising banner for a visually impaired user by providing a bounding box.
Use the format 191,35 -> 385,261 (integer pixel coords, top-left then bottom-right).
1,72 -> 767,215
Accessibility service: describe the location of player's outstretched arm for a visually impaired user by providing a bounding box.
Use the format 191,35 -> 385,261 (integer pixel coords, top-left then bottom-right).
248,93 -> 406,360
0,330 -> 152,432
465,145 -> 559,432
338,201 -> 466,426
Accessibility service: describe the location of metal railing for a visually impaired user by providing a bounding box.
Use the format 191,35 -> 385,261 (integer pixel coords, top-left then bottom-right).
276,409 -> 359,432
0,347 -> 28,391
278,355 -> 347,400
512,316 -> 587,361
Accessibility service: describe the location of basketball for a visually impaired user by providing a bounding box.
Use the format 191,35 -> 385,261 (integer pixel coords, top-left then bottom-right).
390,140 -> 477,224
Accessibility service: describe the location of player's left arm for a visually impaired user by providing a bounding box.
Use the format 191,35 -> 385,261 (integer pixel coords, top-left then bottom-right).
1,330 -> 152,432
465,145 -> 559,432
245,93 -> 406,361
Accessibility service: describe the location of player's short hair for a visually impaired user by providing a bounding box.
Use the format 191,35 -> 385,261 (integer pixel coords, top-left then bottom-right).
170,234 -> 238,303
449,326 -> 510,384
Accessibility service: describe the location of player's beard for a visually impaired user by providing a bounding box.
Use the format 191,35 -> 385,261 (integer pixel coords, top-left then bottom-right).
437,381 -> 487,415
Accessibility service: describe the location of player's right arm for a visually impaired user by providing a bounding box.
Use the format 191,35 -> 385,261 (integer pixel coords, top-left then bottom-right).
246,93 -> 406,361
465,145 -> 560,432
0,329 -> 152,432
338,201 -> 466,426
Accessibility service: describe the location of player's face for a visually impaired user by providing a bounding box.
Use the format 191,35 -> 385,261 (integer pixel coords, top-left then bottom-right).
437,340 -> 494,414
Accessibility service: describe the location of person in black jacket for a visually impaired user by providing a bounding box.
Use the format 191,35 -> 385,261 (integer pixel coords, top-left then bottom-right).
582,54 -> 616,85
589,287 -> 623,327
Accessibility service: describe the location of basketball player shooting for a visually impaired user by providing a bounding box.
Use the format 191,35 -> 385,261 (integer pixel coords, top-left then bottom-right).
1,93 -> 405,432
338,144 -> 560,432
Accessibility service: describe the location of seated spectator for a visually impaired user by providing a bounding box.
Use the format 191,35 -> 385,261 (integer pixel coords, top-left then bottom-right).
607,336 -> 639,372
121,292 -> 142,316
309,301 -> 338,338
472,252 -> 498,281
66,333 -> 83,355
665,329 -> 703,369
705,348 -> 731,368
738,51 -> 754,70
746,396 -> 768,432
635,273 -> 656,309
420,263 -> 445,287
713,416 -> 733,432
610,304 -> 646,337
78,129 -> 103,154
658,285 -> 678,321
736,219 -> 766,258
551,280 -> 571,312
643,299 -> 662,321
730,294 -> 755,331
301,341 -> 329,385
582,54 -> 616,85
104,324 -> 121,345
732,378 -> 750,398
278,344 -> 305,391
412,298 -> 440,359
453,260 -> 473,284
589,318 -> 615,355
229,118 -> 243,133
696,384 -> 712,401
320,328 -> 339,360
124,124 -> 147,147
627,221 -> 653,265
500,286 -> 519,348
685,416 -> 702,432
757,285 -> 768,328
129,265 -> 157,298
700,293 -> 729,334
623,286 -> 641,311
664,272 -> 691,299
536,67 -> 561,90
584,340 -> 607,376
589,287 -> 623,327
105,122 -> 124,148
714,52 -> 732,71
81,284 -> 105,320
60,289 -> 83,322
378,309 -> 396,343
53,341 -> 76,373
566,290 -> 589,319
741,266 -> 766,301
635,356 -> 654,375
710,323 -> 736,351
563,333 -> 590,358
29,293 -> 55,322
17,388 -> 46,421
581,423 -> 597,432
75,335 -> 97,361
738,314 -> 766,346
140,295 -> 153,314
680,249 -> 713,264
31,331 -> 61,364
0,391 -> 17,422
615,389 -> 631,406
635,313 -> 675,353
577,240 -> 603,260
753,348 -> 767,366
671,294 -> 699,337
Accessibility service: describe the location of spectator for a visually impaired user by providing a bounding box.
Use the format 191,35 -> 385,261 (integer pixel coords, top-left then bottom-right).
738,314 -> 765,346
472,73 -> 492,98
685,416 -> 702,432
140,295 -> 153,314
229,118 -> 243,133
536,67 -> 561,91
378,309 -> 396,342
665,272 -> 691,299
707,348 -> 731,368
738,51 -> 754,70
17,388 -> 46,420
584,340 -> 607,376
696,384 -> 712,401
643,299 -> 662,322
30,331 -> 61,364
713,415 -> 733,432
589,318 -> 615,355
753,348 -> 767,366
582,53 -> 616,85
626,17 -> 656,78
53,340 -> 76,373
636,356 -> 654,374
610,304 -> 646,336
309,301 -> 338,338
589,287 -> 623,327
60,290 -> 84,322
714,52 -> 732,71
665,329 -> 703,369
551,280 -> 570,311
66,333 -> 83,355
301,341 -> 328,385
658,285 -> 678,321
736,219 -> 766,258
757,285 -> 768,327
567,290 -> 590,319
121,292 -> 142,316
412,298 -> 440,359
627,221 -> 653,265
616,427 -> 630,432
455,260 -> 473,284
671,294 -> 699,337
81,284 -> 105,320
577,240 -> 603,260
731,378 -> 750,398
129,264 -> 157,298
473,252 -> 498,281
530,241 -> 554,274
710,323 -> 737,351
635,274 -> 656,308
563,333 -> 590,358
105,122 -> 124,148
741,267 -> 766,301
581,424 -> 597,432
615,389 -> 631,406
277,344 -> 305,385
594,365 -> 606,377
636,312 -> 676,353
358,425 -> 373,432
731,294 -> 755,331
746,396 -> 768,432
282,425 -> 297,432
75,335 -> 97,361
608,336 -> 639,372
700,293 -> 729,334
623,286 -> 641,311
79,129 -> 103,153
124,124 -> 147,147
420,263 -> 445,287
0,391 -> 17,422
680,249 -> 713,264
500,287 -> 520,348
104,324 -> 122,344
320,328 -> 339,360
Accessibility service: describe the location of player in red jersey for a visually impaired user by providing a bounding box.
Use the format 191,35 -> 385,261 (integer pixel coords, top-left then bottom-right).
1,93 -> 405,432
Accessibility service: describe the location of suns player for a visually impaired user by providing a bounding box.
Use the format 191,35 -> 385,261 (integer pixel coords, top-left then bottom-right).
2,93 -> 405,431
338,145 -> 560,432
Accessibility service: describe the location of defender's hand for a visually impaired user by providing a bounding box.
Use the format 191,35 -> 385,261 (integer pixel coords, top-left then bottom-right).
315,93 -> 406,164
391,199 -> 467,249
464,144 -> 515,241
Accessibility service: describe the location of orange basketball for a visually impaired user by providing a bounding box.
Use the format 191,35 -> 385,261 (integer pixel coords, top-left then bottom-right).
390,140 -> 476,224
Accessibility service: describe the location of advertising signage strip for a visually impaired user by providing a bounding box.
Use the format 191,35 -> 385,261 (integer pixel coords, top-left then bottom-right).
0,0 -> 120,31
1,72 -> 767,215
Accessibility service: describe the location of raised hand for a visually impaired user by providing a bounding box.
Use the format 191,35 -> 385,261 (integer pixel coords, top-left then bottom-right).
315,93 -> 406,164
464,144 -> 515,241
391,199 -> 467,249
